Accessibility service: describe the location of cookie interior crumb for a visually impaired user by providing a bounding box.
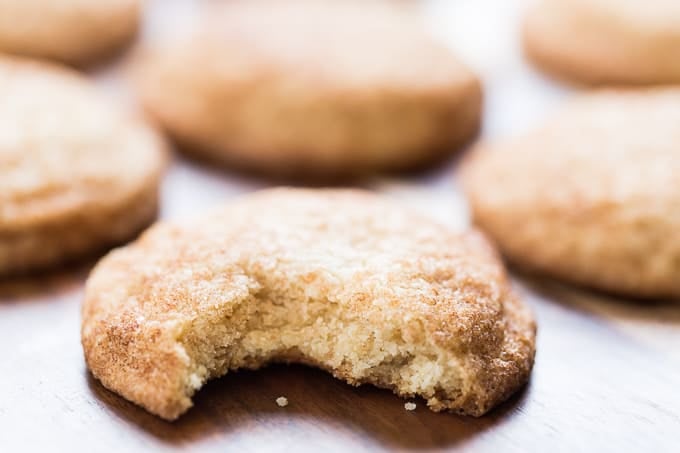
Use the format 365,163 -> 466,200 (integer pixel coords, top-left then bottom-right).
276,396 -> 289,407
404,402 -> 417,411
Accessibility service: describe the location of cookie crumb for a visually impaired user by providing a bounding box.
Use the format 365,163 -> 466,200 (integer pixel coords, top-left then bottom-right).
276,396 -> 289,407
404,402 -> 416,411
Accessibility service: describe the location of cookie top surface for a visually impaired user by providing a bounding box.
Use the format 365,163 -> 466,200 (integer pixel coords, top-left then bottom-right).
463,88 -> 680,297
145,0 -> 471,93
0,56 -> 165,230
87,189 -> 519,328
467,89 -> 680,202
0,0 -> 140,64
134,0 -> 481,174
523,0 -> 680,85
82,188 -> 535,419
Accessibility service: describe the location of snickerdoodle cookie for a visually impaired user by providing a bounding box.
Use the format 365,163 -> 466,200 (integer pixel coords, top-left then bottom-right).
0,56 -> 165,276
523,0 -> 680,85
82,188 -> 536,420
462,88 -> 680,298
0,0 -> 140,65
134,0 -> 481,176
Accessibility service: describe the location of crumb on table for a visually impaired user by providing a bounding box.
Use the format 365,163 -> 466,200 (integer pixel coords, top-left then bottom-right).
276,396 -> 289,407
404,402 -> 417,411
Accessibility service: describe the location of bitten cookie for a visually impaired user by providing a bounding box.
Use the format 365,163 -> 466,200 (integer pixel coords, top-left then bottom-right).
134,0 -> 481,176
0,56 -> 166,276
0,0 -> 140,65
82,188 -> 536,420
462,88 -> 680,299
523,0 -> 680,85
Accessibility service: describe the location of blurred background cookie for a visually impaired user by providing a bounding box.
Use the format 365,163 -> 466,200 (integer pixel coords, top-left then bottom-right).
462,88 -> 680,299
0,56 -> 166,276
0,0 -> 140,65
523,0 -> 680,85
134,0 -> 482,177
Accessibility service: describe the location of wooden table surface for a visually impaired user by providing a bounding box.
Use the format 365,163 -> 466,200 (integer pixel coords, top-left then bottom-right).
2,1 -> 680,452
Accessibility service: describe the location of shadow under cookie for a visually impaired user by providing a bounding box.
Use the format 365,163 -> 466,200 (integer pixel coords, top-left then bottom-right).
86,364 -> 528,450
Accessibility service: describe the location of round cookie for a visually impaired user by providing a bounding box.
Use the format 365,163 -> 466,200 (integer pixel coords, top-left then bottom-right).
133,0 -> 482,176
0,56 -> 166,276
462,88 -> 680,299
82,188 -> 536,420
523,0 -> 680,85
0,0 -> 140,65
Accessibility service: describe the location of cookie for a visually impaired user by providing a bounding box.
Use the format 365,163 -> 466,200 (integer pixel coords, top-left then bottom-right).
462,88 -> 680,298
0,56 -> 166,276
523,0 -> 680,85
0,0 -> 140,65
133,0 -> 481,176
81,188 -> 536,420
